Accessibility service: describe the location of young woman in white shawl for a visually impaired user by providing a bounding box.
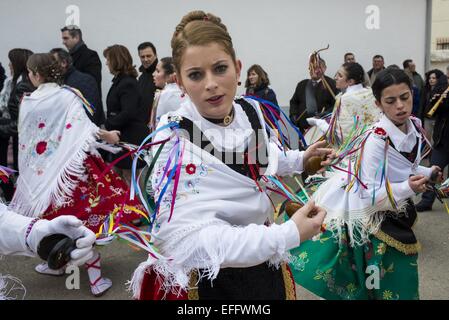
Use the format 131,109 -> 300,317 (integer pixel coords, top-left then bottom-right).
149,57 -> 185,131
9,53 -> 145,297
131,11 -> 337,300
288,68 -> 442,300
306,62 -> 381,147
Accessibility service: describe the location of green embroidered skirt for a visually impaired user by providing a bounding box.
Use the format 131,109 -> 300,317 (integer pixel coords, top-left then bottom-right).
289,227 -> 419,300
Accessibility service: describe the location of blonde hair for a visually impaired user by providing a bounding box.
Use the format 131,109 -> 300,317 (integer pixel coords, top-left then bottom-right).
171,11 -> 236,73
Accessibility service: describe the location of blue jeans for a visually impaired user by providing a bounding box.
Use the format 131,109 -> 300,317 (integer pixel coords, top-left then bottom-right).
420,145 -> 449,206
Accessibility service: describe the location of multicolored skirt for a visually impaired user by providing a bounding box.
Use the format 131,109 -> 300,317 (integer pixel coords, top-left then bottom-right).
289,227 -> 419,300
42,155 -> 145,233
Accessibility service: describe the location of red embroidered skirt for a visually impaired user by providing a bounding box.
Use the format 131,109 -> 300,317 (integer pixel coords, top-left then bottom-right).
42,155 -> 144,233
139,268 -> 187,300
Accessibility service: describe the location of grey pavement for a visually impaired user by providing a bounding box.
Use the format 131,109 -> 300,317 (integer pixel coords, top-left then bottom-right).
1,196 -> 448,300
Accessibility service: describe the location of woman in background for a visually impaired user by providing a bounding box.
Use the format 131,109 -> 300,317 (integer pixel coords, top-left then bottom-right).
245,64 -> 278,106
149,56 -> 184,130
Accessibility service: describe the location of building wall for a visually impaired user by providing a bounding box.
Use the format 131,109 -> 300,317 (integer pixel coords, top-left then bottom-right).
0,0 -> 428,106
431,0 -> 449,71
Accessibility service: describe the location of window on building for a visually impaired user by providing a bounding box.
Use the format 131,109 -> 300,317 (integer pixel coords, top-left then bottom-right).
437,37 -> 449,50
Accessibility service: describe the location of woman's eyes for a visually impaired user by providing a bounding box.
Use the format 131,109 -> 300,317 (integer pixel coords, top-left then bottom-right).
187,65 -> 228,81
400,94 -> 410,101
385,94 -> 410,104
188,71 -> 202,81
215,65 -> 228,73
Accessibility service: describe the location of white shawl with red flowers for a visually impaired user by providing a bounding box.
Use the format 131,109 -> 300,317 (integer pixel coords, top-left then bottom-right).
10,83 -> 100,217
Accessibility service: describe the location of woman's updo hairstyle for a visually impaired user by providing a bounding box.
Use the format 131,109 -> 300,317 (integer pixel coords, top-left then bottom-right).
27,53 -> 63,84
342,62 -> 365,86
171,11 -> 236,73
157,57 -> 176,84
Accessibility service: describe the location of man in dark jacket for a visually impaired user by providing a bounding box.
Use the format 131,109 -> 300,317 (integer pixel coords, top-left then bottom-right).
51,48 -> 105,126
416,89 -> 449,212
367,54 -> 385,85
61,25 -> 102,97
289,58 -> 338,132
137,42 -> 158,119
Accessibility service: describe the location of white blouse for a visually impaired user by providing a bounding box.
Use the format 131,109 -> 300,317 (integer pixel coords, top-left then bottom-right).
155,83 -> 185,126
0,204 -> 34,256
131,97 -> 304,294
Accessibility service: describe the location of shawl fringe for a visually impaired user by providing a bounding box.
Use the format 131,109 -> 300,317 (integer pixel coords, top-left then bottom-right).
10,129 -> 98,217
321,196 -> 409,247
129,222 -> 290,299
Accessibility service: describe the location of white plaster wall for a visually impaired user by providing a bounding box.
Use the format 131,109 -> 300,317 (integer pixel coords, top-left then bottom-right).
0,0 -> 427,106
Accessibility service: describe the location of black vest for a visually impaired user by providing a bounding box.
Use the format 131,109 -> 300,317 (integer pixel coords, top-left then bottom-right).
171,98 -> 286,299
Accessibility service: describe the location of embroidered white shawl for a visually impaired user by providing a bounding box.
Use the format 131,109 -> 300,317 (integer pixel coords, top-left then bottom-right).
335,86 -> 381,141
129,98 -> 302,298
10,83 -> 100,217
314,115 -> 432,246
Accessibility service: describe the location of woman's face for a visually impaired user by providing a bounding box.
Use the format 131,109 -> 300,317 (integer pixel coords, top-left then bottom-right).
105,57 -> 114,75
177,42 -> 241,119
153,61 -> 168,89
248,70 -> 259,86
334,67 -> 349,90
429,73 -> 437,87
375,83 -> 412,126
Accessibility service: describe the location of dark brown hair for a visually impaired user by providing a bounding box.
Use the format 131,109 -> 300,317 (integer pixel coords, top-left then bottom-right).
372,68 -> 412,102
245,64 -> 270,88
27,53 -> 63,84
103,45 -> 138,78
8,48 -> 33,87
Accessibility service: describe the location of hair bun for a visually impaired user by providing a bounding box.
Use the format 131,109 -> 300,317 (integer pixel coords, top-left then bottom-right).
173,11 -> 227,41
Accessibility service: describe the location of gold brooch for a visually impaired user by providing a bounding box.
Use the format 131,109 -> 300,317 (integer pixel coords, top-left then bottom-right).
223,114 -> 233,126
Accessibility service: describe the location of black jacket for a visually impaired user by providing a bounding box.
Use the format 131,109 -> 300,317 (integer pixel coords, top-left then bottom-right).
71,43 -> 102,96
105,74 -> 149,168
0,63 -> 5,93
246,84 -> 278,106
65,66 -> 105,126
0,78 -> 35,137
138,59 -> 158,118
289,76 -> 338,132
367,67 -> 385,83
432,96 -> 449,149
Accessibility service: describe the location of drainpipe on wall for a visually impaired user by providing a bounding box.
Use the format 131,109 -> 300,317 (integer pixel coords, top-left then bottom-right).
425,0 -> 433,71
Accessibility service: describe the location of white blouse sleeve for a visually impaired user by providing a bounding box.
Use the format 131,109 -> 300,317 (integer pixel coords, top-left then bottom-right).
416,165 -> 433,178
198,219 -> 300,268
0,204 -> 34,256
271,144 -> 304,176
